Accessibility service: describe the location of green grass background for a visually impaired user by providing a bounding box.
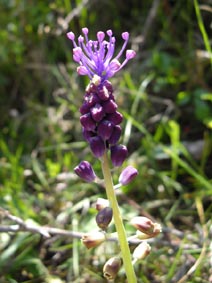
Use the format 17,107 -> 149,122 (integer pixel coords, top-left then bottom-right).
0,0 -> 212,282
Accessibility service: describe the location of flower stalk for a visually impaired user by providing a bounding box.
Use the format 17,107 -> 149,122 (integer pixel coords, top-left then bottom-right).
101,152 -> 137,283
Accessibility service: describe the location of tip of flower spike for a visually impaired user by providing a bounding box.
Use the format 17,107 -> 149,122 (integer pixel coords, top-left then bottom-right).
67,28 -> 136,81
73,47 -> 82,62
78,35 -> 84,43
97,31 -> 105,42
67,32 -> 75,41
77,66 -> 90,76
82,27 -> 89,35
122,32 -> 129,40
126,50 -> 136,59
107,30 -> 113,36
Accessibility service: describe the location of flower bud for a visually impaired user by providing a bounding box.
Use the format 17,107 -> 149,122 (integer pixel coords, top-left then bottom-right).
97,120 -> 114,140
80,113 -> 96,131
96,207 -> 113,230
119,165 -> 138,185
86,81 -> 98,93
79,102 -> 90,115
89,136 -> 105,158
103,257 -> 122,280
102,99 -> 117,113
108,125 -> 122,145
130,216 -> 162,238
132,242 -> 151,260
84,93 -> 100,108
103,80 -> 113,94
82,128 -> 94,142
96,198 -> 110,211
97,86 -> 110,101
106,111 -> 123,125
81,231 -> 106,249
90,103 -> 105,122
110,144 -> 128,167
74,161 -> 96,182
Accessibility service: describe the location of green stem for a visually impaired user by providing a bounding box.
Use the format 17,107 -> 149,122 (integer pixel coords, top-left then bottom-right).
101,152 -> 137,283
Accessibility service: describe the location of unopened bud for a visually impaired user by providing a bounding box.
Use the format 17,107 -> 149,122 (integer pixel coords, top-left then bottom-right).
89,136 -> 105,158
96,207 -> 113,230
74,161 -> 96,182
131,216 -> 162,239
110,144 -> 128,167
119,165 -> 138,185
81,231 -> 105,249
103,257 -> 122,280
133,242 -> 151,260
96,198 -> 110,211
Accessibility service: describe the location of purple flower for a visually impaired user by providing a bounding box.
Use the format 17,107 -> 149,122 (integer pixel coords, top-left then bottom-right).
110,144 -> 128,167
74,161 -> 96,182
96,207 -> 113,230
90,103 -> 105,122
67,29 -> 136,161
106,111 -> 123,125
108,125 -> 122,145
102,99 -> 117,113
67,28 -> 136,81
97,120 -> 114,140
80,113 -> 96,131
119,165 -> 138,185
89,136 -> 105,158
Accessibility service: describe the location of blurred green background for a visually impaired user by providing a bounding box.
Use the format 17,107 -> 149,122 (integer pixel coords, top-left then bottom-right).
0,0 -> 212,282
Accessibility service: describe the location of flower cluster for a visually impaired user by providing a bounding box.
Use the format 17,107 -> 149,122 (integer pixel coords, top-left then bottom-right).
68,28 -> 139,187
67,28 -> 136,165
80,76 -> 127,163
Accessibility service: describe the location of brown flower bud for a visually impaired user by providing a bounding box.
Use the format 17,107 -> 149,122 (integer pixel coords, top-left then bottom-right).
96,198 -> 110,211
96,207 -> 113,230
130,216 -> 161,238
103,257 -> 122,280
81,231 -> 105,249
133,242 -> 151,260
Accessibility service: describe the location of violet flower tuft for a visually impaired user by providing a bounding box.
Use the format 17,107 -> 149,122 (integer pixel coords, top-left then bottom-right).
67,28 -> 136,81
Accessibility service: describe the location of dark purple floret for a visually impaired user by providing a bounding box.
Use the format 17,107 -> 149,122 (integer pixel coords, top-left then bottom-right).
80,102 -> 90,115
97,86 -> 110,101
97,120 -> 114,140
82,128 -> 95,142
103,80 -> 113,94
106,111 -> 123,125
96,207 -> 113,230
108,125 -> 122,145
80,113 -> 96,131
86,82 -> 98,93
84,93 -> 100,108
110,144 -> 128,167
89,136 -> 105,158
102,100 -> 118,113
74,160 -> 96,182
90,103 -> 105,122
